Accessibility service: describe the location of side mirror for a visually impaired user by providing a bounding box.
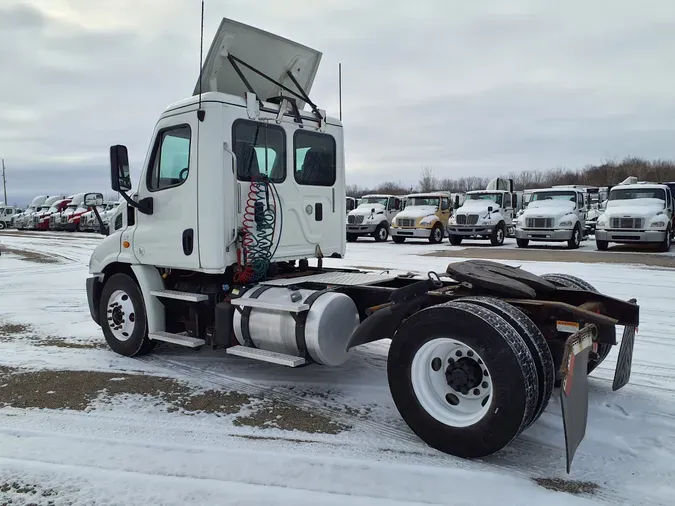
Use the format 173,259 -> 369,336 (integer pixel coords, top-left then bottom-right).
110,145 -> 132,192
454,196 -> 460,209
84,193 -> 104,207
488,206 -> 493,212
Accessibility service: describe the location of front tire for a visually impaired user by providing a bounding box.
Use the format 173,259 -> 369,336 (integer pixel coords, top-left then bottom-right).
346,233 -> 358,242
658,227 -> 671,252
388,302 -> 538,458
596,239 -> 609,251
99,273 -> 156,357
516,238 -> 529,248
490,223 -> 505,246
449,235 -> 462,246
0,222 -> 5,230
567,224 -> 581,249
373,223 -> 389,242
392,235 -> 406,244
429,224 -> 444,244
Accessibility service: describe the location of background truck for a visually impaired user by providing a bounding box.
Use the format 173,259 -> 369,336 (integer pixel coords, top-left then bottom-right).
38,198 -> 71,231
346,194 -> 402,242
84,17 -> 640,470
60,193 -> 90,231
30,196 -> 67,230
0,204 -> 20,229
390,191 -> 457,244
595,180 -> 673,251
447,178 -> 517,246
514,187 -> 588,249
14,195 -> 48,230
345,196 -> 357,213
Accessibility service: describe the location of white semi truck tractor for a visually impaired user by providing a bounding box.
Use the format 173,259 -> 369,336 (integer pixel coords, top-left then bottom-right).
84,17 -> 641,469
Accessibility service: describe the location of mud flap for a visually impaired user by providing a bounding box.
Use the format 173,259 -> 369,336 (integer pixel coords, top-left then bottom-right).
612,324 -> 636,391
560,324 -> 596,473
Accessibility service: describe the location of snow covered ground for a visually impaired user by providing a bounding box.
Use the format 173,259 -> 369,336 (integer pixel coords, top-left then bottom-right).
1,230 -> 674,505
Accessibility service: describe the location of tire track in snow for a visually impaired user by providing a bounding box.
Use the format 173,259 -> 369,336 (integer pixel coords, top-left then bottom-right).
142,355 -> 643,506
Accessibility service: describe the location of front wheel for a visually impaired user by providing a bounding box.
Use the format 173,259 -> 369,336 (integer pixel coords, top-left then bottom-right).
388,302 -> 538,458
373,223 -> 389,242
346,233 -> 358,242
658,227 -> 671,252
567,225 -> 581,249
449,235 -> 462,246
99,273 -> 156,357
429,224 -> 444,244
392,235 -> 406,244
0,222 -> 5,230
490,224 -> 505,246
516,238 -> 529,248
596,239 -> 609,251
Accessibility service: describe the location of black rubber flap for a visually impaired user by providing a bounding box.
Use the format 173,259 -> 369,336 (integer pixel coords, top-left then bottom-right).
446,260 -> 557,298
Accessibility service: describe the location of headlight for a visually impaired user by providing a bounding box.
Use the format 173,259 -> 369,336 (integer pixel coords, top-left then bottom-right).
419,217 -> 435,226
596,220 -> 606,228
448,217 -> 456,225
559,220 -> 573,227
651,221 -> 666,228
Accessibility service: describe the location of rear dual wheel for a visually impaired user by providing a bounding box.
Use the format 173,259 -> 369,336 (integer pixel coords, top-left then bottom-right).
388,298 -> 551,458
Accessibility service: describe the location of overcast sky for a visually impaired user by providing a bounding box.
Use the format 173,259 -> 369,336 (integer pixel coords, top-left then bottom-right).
2,0 -> 675,205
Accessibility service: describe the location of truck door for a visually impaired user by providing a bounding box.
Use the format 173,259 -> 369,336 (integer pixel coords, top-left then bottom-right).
386,196 -> 401,222
577,192 -> 586,225
440,196 -> 451,225
131,113 -> 200,269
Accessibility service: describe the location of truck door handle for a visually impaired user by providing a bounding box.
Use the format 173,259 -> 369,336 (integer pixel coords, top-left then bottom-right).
182,228 -> 194,256
315,203 -> 323,221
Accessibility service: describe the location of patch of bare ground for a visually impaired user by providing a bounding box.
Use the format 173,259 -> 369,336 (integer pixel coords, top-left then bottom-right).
33,336 -> 107,350
233,402 -> 349,434
0,321 -> 104,349
0,479 -> 61,505
0,366 -> 250,414
533,477 -> 599,496
0,367 -> 347,434
424,246 -> 675,268
0,322 -> 30,338
0,244 -> 60,264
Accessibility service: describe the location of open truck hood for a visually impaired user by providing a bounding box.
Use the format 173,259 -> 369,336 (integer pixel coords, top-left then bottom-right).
194,18 -> 322,111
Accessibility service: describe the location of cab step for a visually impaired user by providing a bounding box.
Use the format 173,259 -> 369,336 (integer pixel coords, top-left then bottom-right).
226,345 -> 307,367
231,298 -> 309,313
150,289 -> 208,302
148,331 -> 206,348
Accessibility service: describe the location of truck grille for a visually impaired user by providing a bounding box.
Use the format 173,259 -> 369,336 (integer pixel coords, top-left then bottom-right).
50,216 -> 55,225
610,217 -> 643,229
61,215 -> 68,224
455,214 -> 479,225
526,218 -> 554,228
398,218 -> 415,227
347,215 -> 364,224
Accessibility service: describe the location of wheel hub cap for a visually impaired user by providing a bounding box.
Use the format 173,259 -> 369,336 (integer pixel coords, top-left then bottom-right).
446,357 -> 483,393
106,290 -> 136,342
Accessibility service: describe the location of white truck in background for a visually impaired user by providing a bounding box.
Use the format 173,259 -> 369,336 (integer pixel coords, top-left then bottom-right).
447,178 -> 517,246
345,196 -> 357,213
14,195 -> 48,230
346,194 -> 403,242
595,179 -> 673,251
514,187 -> 588,249
0,204 -> 20,229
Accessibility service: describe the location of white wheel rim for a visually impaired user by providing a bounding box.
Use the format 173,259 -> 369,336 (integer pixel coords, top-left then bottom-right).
434,228 -> 442,241
411,338 -> 493,427
497,229 -> 504,242
106,289 -> 136,341
379,227 -> 387,240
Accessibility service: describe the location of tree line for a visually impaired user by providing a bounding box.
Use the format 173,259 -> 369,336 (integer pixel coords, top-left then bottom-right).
346,157 -> 675,197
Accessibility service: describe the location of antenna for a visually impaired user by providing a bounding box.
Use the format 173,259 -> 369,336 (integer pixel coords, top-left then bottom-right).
197,0 -> 205,122
338,63 -> 342,121
1,159 -> 6,204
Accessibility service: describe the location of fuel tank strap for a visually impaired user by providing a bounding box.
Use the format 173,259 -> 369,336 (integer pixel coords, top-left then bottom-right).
238,285 -> 272,347
293,289 -> 331,362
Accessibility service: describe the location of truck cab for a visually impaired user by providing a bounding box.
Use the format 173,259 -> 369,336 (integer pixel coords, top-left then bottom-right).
514,188 -> 587,249
345,196 -> 357,214
346,194 -> 402,242
15,195 -> 48,230
390,191 -> 453,244
0,205 -> 18,229
30,196 -> 67,230
447,178 -> 516,246
38,198 -> 71,231
595,183 -> 673,251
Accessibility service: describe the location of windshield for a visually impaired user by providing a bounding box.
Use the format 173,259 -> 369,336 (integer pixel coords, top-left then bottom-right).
609,188 -> 666,201
466,193 -> 503,206
360,197 -> 388,206
47,206 -> 58,213
407,197 -> 440,207
530,191 -> 576,203
67,204 -> 77,210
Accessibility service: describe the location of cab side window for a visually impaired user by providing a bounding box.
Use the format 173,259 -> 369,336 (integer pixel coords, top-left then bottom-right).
294,130 -> 336,186
577,193 -> 584,208
232,120 -> 286,182
147,125 -> 192,191
441,197 -> 450,211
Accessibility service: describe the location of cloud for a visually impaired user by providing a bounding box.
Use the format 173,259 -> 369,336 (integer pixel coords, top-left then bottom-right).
2,0 -> 675,204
